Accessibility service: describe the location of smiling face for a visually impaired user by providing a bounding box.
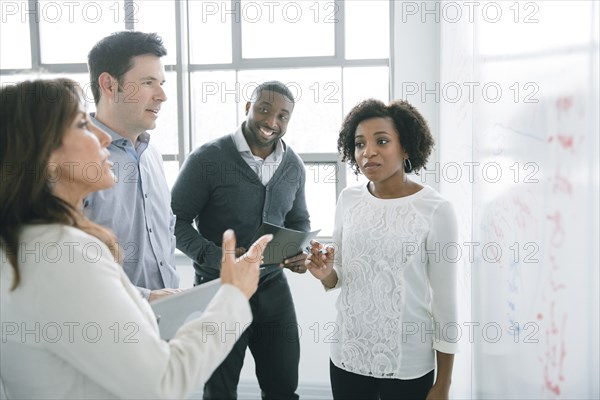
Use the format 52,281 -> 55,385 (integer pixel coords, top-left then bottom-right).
354,117 -> 407,185
100,54 -> 167,140
243,89 -> 294,158
48,111 -> 115,203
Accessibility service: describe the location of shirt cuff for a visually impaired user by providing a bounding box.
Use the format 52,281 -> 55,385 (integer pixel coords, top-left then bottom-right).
138,286 -> 151,300
433,339 -> 460,354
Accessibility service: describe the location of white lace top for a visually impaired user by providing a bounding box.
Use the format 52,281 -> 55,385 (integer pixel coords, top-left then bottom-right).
329,184 -> 459,379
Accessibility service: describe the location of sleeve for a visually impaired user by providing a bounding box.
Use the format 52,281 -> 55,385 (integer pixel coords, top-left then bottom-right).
171,149 -> 222,272
137,285 -> 151,300
283,159 -> 311,232
426,200 -> 460,354
326,190 -> 344,291
37,232 -> 251,400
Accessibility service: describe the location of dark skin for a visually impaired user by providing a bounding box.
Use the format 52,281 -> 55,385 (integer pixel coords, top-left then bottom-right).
234,89 -> 308,273
306,117 -> 455,399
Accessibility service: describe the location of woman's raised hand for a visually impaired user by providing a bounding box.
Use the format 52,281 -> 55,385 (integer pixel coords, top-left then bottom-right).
220,229 -> 272,299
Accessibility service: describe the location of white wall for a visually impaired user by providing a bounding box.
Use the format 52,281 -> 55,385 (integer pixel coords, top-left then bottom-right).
392,1 -> 441,191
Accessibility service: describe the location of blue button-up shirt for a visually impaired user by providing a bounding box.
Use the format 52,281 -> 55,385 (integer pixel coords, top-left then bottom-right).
84,114 -> 179,298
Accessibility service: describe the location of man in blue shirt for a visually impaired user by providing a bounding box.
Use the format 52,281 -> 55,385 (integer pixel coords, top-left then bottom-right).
84,31 -> 180,301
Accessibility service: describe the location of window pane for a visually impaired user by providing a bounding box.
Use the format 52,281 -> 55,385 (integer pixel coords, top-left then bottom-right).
148,71 -> 179,154
345,0 -> 390,59
342,66 -> 390,116
0,11 -> 31,69
135,0 -> 177,65
39,1 -> 125,64
191,70 -> 238,148
241,0 -> 335,58
189,0 -> 232,64
238,68 -> 342,153
305,163 -> 337,237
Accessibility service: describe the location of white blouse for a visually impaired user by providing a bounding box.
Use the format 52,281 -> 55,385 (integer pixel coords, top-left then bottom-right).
0,224 -> 252,399
329,184 -> 459,379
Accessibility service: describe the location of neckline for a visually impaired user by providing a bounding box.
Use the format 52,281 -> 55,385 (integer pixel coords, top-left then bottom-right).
362,182 -> 429,203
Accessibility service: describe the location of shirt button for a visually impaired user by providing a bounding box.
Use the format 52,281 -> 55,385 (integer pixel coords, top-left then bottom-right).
159,261 -> 164,266
149,228 -> 153,233
145,193 -> 148,198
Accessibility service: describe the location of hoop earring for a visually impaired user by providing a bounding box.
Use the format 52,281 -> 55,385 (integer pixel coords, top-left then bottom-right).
404,158 -> 412,172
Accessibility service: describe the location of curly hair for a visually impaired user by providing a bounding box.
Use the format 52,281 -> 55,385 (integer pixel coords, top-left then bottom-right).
337,99 -> 434,176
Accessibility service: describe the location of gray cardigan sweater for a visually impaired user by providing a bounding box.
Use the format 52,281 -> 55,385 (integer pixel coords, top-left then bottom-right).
171,133 -> 310,281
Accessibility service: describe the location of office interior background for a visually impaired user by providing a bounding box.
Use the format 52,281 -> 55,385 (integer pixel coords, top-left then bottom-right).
1,1 -> 598,399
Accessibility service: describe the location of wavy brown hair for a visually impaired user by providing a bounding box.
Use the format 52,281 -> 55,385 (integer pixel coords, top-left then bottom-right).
0,79 -> 121,290
338,99 -> 434,176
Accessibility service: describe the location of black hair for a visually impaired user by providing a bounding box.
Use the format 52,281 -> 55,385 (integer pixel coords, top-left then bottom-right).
338,99 -> 434,176
249,80 -> 295,104
87,31 -> 167,104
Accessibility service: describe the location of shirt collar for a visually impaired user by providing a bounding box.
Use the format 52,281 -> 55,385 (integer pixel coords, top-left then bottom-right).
232,123 -> 285,160
90,113 -> 151,150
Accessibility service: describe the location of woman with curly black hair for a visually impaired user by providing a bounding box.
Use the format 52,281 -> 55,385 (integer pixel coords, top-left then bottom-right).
306,99 -> 459,400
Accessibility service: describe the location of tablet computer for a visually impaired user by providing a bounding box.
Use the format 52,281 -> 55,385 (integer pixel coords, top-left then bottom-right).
150,279 -> 222,340
250,222 -> 320,265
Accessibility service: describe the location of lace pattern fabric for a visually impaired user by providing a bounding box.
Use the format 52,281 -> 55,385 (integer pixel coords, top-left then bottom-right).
330,184 -> 459,379
337,197 -> 429,377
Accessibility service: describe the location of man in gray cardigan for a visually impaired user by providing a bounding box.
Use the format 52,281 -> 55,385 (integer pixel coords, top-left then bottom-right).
171,81 -> 309,400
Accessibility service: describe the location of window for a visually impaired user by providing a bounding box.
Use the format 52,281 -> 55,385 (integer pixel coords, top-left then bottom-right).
240,0 -> 335,58
0,0 -> 391,237
38,1 -> 124,64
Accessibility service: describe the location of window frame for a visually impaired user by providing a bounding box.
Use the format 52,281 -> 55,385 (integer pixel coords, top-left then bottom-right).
0,0 -> 393,235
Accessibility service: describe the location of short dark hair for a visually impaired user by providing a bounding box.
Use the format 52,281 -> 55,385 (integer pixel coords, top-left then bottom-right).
249,81 -> 295,104
87,31 -> 167,104
338,99 -> 434,176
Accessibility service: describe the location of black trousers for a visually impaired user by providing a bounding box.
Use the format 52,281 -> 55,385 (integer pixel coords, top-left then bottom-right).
329,360 -> 434,400
202,271 -> 300,400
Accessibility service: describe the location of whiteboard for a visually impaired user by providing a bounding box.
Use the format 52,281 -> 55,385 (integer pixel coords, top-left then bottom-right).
438,1 -> 599,398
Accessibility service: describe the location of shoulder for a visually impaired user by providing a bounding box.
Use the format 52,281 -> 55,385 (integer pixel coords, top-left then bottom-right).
21,223 -> 87,243
340,184 -> 364,198
280,144 -> 306,181
17,224 -> 119,276
282,142 -> 303,165
188,136 -> 235,160
416,186 -> 457,223
144,142 -> 165,161
337,184 -> 366,208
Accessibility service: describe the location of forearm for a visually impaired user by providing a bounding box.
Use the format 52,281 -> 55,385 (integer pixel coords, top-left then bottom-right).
434,351 -> 454,389
321,269 -> 339,289
174,218 -> 221,268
